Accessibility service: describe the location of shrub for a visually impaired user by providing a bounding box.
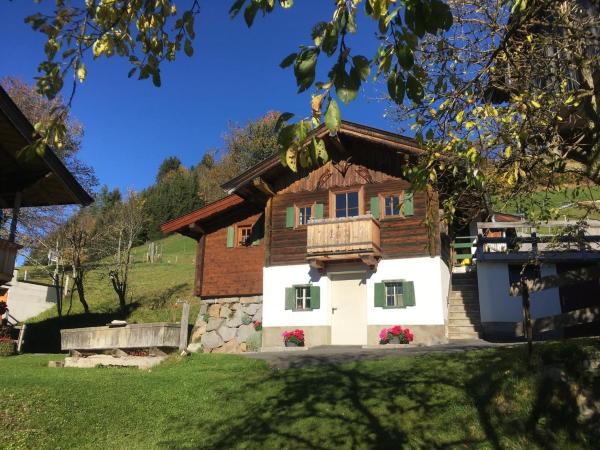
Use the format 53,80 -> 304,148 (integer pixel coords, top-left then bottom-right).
253,320 -> 262,331
246,331 -> 262,352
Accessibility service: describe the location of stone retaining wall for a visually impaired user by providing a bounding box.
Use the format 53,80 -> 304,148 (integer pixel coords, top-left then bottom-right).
188,296 -> 262,353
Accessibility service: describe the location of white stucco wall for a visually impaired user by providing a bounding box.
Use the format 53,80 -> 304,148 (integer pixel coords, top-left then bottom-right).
477,262 -> 561,323
263,256 -> 450,328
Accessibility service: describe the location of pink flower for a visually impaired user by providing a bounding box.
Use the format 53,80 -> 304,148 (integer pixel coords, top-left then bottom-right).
379,328 -> 388,340
390,325 -> 403,336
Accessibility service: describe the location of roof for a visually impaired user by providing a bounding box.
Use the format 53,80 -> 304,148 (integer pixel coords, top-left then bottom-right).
0,86 -> 93,207
221,120 -> 422,192
160,194 -> 246,235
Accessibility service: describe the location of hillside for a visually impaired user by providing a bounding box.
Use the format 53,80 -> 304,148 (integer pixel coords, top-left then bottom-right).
17,233 -> 199,352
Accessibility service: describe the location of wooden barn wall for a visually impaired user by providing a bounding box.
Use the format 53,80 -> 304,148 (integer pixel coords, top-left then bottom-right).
199,212 -> 264,297
270,161 -> 437,267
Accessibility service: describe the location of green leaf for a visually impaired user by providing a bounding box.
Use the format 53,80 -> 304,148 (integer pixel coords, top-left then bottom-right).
244,3 -> 259,27
280,0 -> 293,8
278,124 -> 296,150
325,98 -> 341,135
314,137 -> 328,162
275,112 -> 294,132
229,0 -> 246,17
352,55 -> 371,81
184,39 -> 193,57
387,71 -> 405,104
396,46 -> 414,70
280,52 -> 297,69
294,48 -> 319,92
406,75 -> 423,103
336,69 -> 360,104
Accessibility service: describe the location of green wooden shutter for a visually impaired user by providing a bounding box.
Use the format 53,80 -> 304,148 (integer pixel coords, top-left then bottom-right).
286,207 -> 295,228
404,192 -> 414,216
374,282 -> 386,307
285,287 -> 295,310
310,285 -> 320,309
403,281 -> 416,306
314,203 -> 324,219
226,226 -> 235,247
370,196 -> 380,219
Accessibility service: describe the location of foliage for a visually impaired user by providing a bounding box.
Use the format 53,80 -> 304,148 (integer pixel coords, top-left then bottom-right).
379,325 -> 414,344
241,313 -> 253,326
156,156 -> 182,182
245,330 -> 262,352
1,340 -> 599,448
391,0 -> 600,226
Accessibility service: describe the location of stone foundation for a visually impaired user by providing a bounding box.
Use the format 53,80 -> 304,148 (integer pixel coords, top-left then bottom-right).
188,296 -> 263,353
367,325 -> 447,346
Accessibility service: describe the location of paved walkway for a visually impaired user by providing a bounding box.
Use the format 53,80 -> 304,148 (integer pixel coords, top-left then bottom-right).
244,341 -> 518,369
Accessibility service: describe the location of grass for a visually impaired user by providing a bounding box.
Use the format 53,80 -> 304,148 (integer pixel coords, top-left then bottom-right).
1,339 -> 599,449
17,234 -> 199,352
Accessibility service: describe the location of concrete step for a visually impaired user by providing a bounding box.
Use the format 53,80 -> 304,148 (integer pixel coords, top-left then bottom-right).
448,299 -> 480,307
449,292 -> 478,300
448,317 -> 482,327
447,324 -> 483,334
448,304 -> 480,313
448,332 -> 482,340
448,311 -> 482,321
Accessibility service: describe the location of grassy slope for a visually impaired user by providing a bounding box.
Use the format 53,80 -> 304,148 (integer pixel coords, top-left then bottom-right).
1,339 -> 599,449
18,234 -> 199,352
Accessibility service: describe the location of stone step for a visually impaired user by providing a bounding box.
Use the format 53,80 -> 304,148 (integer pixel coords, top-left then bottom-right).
448,299 -> 480,307
449,292 -> 478,300
447,324 -> 483,334
448,311 -> 482,321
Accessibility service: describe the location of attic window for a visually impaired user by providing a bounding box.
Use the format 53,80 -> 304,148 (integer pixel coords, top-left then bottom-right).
237,225 -> 252,247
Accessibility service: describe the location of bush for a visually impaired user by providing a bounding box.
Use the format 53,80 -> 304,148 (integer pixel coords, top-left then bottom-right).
246,331 -> 262,352
0,339 -> 15,357
241,313 -> 252,325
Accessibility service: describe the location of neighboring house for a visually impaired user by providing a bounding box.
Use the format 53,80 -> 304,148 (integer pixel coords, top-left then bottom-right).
0,85 -> 92,321
162,121 -> 453,350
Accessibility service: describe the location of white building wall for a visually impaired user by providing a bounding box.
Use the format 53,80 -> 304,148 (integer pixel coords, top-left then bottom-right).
477,262 -> 561,323
263,256 -> 450,328
6,276 -> 57,321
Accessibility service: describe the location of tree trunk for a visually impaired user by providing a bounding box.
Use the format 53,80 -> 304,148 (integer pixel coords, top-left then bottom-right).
74,274 -> 90,314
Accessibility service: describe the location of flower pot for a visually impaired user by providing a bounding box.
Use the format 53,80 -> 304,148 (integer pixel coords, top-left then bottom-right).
388,336 -> 402,344
285,340 -> 304,347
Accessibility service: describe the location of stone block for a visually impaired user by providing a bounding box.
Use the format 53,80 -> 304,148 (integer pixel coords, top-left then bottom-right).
239,342 -> 247,352
226,309 -> 243,328
213,338 -> 239,354
187,342 -> 203,353
217,324 -> 237,342
236,324 -> 255,343
231,303 -> 242,310
190,322 -> 207,343
219,305 -> 232,319
253,309 -> 262,322
201,331 -> 223,350
240,296 -> 261,304
243,304 -> 260,316
199,303 -> 208,315
207,317 -> 224,332
208,304 -> 221,318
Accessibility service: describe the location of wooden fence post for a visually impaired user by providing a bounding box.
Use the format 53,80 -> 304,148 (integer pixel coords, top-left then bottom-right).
179,302 -> 190,351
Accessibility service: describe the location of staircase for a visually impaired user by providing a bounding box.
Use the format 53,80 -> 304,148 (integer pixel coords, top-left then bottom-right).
447,272 -> 482,340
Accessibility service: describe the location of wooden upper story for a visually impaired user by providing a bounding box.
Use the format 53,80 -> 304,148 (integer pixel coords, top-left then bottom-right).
162,121 -> 443,297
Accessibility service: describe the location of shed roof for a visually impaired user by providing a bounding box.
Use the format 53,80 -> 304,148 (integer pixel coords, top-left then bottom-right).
0,86 -> 93,208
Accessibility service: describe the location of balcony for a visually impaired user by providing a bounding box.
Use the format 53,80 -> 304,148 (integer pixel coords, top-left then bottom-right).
0,238 -> 21,284
306,215 -> 381,270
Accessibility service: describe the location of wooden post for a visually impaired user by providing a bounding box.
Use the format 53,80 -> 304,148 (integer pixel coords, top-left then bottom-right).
179,302 -> 190,351
8,191 -> 21,243
521,278 -> 533,359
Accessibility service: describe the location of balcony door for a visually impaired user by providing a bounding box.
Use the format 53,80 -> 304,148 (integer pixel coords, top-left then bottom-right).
330,272 -> 368,345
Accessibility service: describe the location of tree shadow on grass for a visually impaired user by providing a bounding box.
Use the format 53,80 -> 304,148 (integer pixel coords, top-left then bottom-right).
159,343 -> 600,449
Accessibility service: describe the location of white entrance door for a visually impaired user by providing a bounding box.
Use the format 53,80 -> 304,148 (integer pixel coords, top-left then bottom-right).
330,272 -> 368,345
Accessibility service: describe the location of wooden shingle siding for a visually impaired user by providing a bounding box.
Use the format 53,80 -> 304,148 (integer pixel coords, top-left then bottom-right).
269,167 -> 436,266
200,212 -> 264,297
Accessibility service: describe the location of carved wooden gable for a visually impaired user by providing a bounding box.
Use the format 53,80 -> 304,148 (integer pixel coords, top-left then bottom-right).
278,160 -> 398,194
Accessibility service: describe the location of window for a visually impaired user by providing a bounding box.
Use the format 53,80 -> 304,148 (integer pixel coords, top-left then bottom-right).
236,225 -> 252,247
335,191 -> 360,218
385,282 -> 404,307
295,286 -> 311,310
297,205 -> 312,226
383,194 -> 403,217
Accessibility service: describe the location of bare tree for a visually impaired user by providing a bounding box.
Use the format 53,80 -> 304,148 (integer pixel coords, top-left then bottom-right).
104,192 -> 147,313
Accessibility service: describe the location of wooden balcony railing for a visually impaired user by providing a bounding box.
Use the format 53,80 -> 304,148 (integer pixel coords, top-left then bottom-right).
306,215 -> 381,269
0,238 -> 21,284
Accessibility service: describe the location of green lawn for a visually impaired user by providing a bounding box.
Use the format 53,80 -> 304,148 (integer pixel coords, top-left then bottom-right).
18,234 -> 199,352
2,339 -> 599,449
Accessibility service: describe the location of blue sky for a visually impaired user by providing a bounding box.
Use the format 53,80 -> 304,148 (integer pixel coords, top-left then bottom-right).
1,1 -> 395,193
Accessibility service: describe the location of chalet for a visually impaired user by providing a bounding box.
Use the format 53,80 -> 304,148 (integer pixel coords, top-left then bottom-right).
162,121 -> 454,349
